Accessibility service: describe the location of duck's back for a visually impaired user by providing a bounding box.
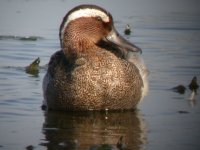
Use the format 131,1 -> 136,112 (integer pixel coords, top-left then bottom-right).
43,50 -> 143,111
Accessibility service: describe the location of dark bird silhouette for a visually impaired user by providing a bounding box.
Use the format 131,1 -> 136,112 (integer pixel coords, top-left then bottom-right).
124,24 -> 131,35
189,76 -> 199,94
172,84 -> 186,94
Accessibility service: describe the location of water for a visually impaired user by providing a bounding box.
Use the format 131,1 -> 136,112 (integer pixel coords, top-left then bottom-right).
0,0 -> 200,149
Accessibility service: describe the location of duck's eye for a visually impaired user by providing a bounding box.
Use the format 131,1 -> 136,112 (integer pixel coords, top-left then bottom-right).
96,16 -> 102,22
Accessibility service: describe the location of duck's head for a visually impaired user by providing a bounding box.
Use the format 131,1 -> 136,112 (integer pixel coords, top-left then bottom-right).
59,4 -> 141,59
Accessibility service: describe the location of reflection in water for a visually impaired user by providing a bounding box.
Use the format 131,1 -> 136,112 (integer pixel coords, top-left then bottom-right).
41,111 -> 147,150
188,91 -> 198,108
188,98 -> 197,108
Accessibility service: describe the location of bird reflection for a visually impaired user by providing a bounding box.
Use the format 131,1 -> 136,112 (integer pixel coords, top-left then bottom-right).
40,110 -> 147,150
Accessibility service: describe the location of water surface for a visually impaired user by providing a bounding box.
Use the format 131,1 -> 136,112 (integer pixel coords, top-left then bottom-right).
0,0 -> 200,150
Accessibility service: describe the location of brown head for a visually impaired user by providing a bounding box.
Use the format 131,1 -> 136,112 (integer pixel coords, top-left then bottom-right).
59,4 -> 141,60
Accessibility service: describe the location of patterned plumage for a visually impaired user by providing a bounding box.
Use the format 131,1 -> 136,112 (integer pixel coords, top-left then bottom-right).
43,5 -> 148,111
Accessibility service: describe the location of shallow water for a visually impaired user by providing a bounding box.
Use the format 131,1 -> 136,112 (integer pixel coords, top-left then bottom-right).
0,0 -> 200,150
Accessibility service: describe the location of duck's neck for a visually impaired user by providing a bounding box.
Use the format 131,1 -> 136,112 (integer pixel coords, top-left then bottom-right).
62,32 -> 95,61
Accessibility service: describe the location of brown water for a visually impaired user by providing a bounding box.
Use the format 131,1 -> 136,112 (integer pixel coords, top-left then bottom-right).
0,0 -> 200,150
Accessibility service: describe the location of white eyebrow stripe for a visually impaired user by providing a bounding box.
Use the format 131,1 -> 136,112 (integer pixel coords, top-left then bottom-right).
60,8 -> 109,42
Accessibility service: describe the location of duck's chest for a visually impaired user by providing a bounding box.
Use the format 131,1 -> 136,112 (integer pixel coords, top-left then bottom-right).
70,54 -> 141,94
53,53 -> 142,110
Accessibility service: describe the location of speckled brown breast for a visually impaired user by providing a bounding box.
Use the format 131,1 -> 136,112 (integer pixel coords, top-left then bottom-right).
44,48 -> 143,111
